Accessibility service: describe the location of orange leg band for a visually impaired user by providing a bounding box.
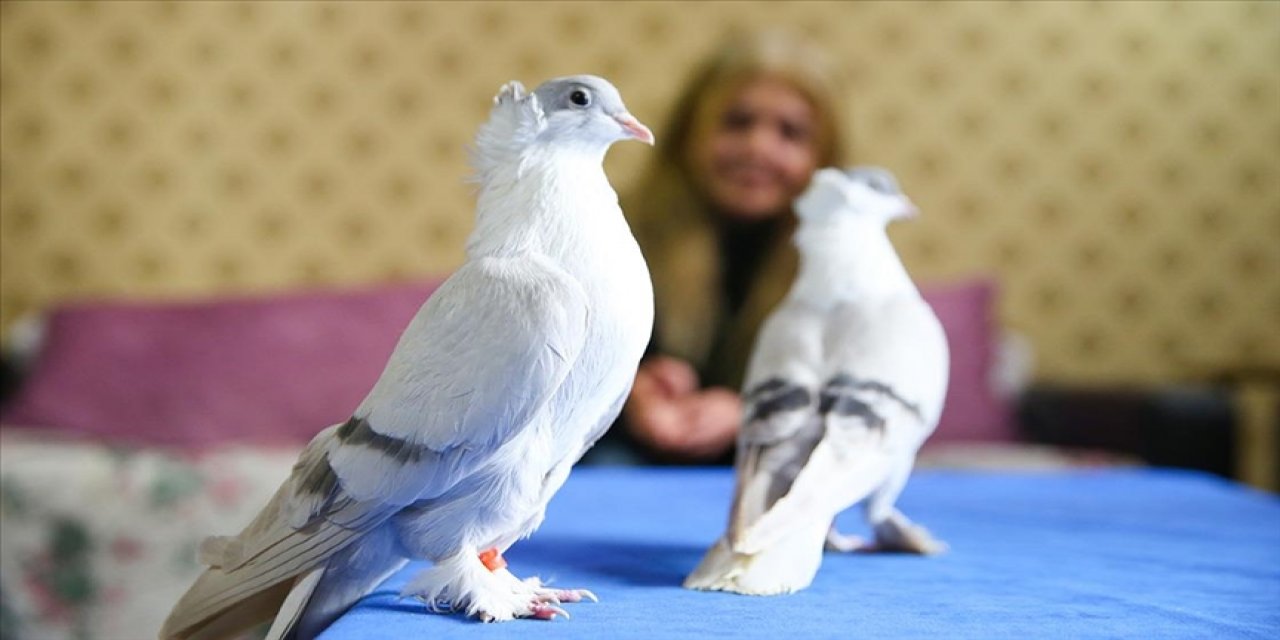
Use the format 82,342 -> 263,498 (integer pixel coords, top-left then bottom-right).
479,547 -> 507,572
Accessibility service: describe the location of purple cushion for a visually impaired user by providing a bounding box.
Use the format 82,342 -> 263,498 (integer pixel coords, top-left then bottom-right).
920,279 -> 1015,443
1,280 -> 442,448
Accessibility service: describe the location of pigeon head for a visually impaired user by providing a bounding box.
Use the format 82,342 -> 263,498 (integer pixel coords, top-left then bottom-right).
532,75 -> 654,148
794,166 -> 918,225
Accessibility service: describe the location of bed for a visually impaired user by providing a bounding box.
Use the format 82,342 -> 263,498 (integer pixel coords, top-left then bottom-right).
325,466 -> 1280,639
1,280 -> 1272,639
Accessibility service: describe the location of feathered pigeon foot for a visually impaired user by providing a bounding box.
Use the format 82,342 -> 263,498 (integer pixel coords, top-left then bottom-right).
869,512 -> 947,555
403,549 -> 595,622
508,573 -> 599,606
824,527 -> 871,552
825,515 -> 947,555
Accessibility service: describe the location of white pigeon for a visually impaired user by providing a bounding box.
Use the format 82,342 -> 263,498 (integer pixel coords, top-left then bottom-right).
160,75 -> 654,639
684,166 -> 948,596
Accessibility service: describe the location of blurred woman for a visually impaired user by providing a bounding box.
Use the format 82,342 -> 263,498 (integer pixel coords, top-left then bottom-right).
589,30 -> 850,464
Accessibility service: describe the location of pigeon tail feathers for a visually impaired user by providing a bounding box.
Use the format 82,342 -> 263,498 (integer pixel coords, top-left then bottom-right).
684,518 -> 828,595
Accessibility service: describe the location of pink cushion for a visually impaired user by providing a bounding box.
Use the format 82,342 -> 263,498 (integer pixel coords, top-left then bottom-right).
920,279 -> 1015,443
2,276 -> 1012,450
1,280 -> 442,448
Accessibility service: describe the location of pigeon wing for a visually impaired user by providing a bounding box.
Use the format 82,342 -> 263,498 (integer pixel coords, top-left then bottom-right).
161,254 -> 589,639
328,253 -> 590,507
729,303 -> 824,543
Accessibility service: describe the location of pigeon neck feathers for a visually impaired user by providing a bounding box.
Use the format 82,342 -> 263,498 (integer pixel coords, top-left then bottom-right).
466,146 -> 618,260
790,216 -> 918,305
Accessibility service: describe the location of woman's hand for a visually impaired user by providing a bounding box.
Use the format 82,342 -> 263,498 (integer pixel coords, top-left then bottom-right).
623,356 -> 743,461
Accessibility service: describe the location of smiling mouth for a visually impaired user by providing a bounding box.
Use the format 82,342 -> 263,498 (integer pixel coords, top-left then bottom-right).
721,166 -> 776,188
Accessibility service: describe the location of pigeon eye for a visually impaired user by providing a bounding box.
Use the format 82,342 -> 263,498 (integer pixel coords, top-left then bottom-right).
856,171 -> 899,195
569,89 -> 591,107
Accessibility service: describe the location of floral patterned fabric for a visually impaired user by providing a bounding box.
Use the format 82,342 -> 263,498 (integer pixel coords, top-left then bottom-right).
0,430 -> 301,640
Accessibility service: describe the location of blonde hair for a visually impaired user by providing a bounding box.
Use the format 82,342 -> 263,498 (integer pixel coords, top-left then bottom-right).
624,30 -> 849,388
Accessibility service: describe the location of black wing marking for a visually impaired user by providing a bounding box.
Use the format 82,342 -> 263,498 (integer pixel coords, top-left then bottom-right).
819,373 -> 922,426
745,377 -> 812,423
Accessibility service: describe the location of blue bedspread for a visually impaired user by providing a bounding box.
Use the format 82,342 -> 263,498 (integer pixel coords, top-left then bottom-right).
323,467 -> 1280,639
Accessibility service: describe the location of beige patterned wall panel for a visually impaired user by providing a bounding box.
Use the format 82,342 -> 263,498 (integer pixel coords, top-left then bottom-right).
2,1 -> 1277,385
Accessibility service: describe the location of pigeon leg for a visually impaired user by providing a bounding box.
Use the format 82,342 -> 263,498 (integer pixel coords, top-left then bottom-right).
823,524 -> 871,552
479,547 -> 598,608
478,547 -> 508,571
870,510 -> 947,555
513,574 -> 599,606
857,459 -> 946,554
402,548 -> 577,622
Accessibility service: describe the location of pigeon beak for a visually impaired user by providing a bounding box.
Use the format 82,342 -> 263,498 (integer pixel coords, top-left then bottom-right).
614,113 -> 654,145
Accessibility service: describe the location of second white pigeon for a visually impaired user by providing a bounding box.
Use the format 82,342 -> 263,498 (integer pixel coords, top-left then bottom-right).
684,166 -> 948,596
161,75 -> 654,639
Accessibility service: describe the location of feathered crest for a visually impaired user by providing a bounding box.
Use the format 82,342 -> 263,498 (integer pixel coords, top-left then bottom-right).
468,81 -> 547,185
